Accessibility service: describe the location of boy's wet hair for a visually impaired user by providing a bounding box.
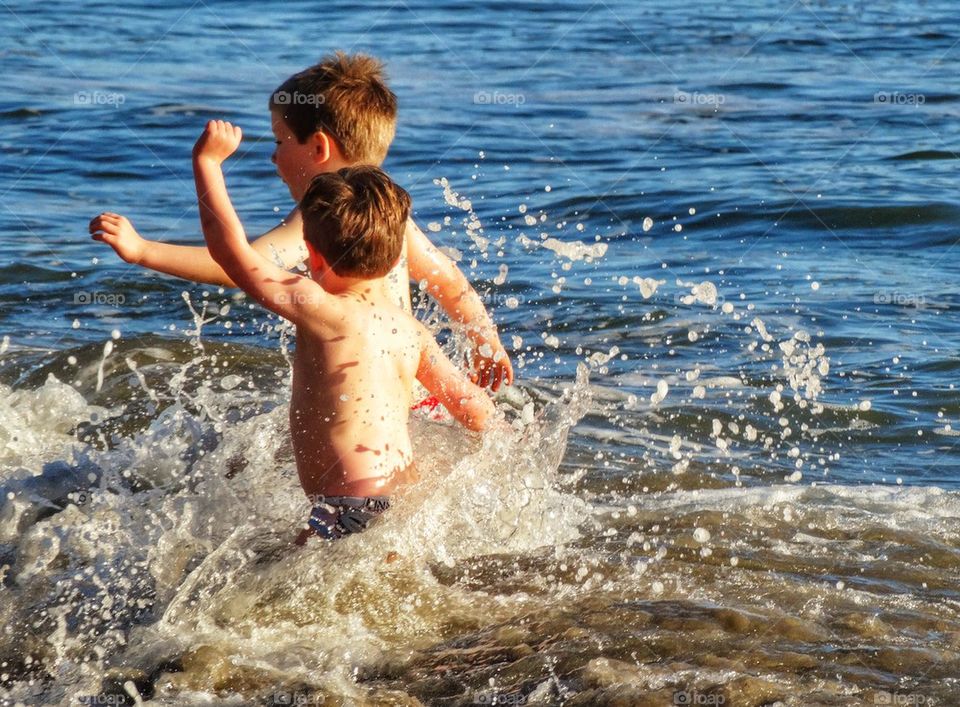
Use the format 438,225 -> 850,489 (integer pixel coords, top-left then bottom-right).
270,52 -> 397,165
301,166 -> 410,278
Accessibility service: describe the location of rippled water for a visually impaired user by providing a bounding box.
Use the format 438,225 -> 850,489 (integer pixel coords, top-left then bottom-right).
1,1 -> 959,705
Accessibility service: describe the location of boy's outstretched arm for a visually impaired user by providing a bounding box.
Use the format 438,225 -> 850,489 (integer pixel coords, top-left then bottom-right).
406,221 -> 514,391
416,326 -> 496,432
190,120 -> 326,324
89,207 -> 308,288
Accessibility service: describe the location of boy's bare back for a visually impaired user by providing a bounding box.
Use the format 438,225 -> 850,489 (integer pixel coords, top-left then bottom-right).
290,283 -> 422,498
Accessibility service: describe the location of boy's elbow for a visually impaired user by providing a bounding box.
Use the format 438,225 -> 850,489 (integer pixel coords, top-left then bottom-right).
445,268 -> 472,300
201,235 -> 234,268
205,246 -> 231,270
199,212 -> 221,237
420,255 -> 466,297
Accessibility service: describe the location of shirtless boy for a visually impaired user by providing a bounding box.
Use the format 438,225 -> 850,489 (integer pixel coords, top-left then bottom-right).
90,52 -> 512,390
192,120 -> 495,544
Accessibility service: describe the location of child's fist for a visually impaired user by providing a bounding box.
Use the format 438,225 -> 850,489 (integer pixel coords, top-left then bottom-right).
193,120 -> 242,163
89,212 -> 147,265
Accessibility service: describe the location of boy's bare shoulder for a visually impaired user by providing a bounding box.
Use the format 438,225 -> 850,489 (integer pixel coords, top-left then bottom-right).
375,299 -> 431,351
311,291 -> 409,330
250,206 -> 307,264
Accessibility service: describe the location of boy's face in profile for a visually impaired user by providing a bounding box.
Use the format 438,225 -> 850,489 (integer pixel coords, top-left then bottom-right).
271,110 -> 328,201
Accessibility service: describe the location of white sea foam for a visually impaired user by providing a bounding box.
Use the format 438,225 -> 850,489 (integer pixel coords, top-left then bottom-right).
0,332 -> 593,704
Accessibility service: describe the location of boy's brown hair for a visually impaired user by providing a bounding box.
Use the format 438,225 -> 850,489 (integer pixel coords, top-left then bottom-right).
301,166 -> 410,278
270,52 -> 397,165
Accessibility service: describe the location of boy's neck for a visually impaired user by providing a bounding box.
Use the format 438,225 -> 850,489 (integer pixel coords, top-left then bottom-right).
294,161 -> 351,200
316,270 -> 392,302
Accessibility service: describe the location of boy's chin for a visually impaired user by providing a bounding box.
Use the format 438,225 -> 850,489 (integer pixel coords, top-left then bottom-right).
276,174 -> 298,200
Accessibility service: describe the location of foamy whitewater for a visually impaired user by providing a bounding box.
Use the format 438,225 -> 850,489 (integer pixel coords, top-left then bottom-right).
2,280 -> 958,705
0,316 -> 592,704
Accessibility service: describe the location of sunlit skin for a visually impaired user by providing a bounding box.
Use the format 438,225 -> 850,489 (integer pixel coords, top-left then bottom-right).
190,120 -> 496,543
89,110 -> 514,390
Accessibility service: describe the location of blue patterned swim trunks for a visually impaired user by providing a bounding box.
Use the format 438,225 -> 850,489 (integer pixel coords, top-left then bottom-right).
307,496 -> 391,540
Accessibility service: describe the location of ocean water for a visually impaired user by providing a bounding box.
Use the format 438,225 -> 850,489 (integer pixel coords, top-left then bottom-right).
1,0 -> 959,705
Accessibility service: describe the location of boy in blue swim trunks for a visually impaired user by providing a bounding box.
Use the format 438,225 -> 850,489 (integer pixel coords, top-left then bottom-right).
190,120 -> 496,544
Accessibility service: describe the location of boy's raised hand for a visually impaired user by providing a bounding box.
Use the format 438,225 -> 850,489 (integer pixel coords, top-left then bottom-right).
89,212 -> 148,264
193,120 -> 242,163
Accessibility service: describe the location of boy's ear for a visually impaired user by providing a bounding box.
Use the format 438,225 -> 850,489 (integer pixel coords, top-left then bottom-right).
311,131 -> 332,165
305,239 -> 327,274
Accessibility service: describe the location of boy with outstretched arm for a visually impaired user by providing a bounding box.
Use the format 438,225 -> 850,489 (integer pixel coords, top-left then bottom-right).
90,52 -> 512,391
192,120 -> 495,545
